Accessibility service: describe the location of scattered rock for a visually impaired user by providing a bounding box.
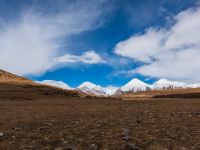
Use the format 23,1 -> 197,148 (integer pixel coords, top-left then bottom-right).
126,143 -> 138,150
192,112 -> 200,117
90,143 -> 100,150
178,147 -> 188,150
122,128 -> 132,140
0,132 -> 3,137
0,132 -> 4,141
13,127 -> 22,130
123,136 -> 132,141
122,128 -> 131,136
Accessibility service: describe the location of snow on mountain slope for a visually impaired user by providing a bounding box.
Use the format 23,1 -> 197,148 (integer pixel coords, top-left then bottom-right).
119,78 -> 151,93
104,86 -> 119,95
36,80 -> 72,90
78,82 -> 107,96
152,79 -> 186,90
35,78 -> 200,96
187,83 -> 200,88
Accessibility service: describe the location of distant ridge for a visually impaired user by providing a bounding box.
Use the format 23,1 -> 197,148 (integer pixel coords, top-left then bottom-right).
36,78 -> 200,96
152,78 -> 186,90
0,69 -> 82,100
0,69 -> 32,83
1,69 -> 200,99
36,80 -> 72,90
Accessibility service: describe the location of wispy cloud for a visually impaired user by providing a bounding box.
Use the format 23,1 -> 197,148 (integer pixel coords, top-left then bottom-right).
114,6 -> 200,83
0,1 -> 109,76
54,51 -> 104,64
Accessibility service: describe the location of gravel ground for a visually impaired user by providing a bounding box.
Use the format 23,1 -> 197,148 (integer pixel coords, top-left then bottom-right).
0,97 -> 199,150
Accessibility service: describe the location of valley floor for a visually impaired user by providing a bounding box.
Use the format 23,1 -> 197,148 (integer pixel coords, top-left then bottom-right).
0,97 -> 200,150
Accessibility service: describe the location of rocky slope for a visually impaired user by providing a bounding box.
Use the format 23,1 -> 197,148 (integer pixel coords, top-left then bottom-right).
0,69 -> 32,83
0,69 -> 81,100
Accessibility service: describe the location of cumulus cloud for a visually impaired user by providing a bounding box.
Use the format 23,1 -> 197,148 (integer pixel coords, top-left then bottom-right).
114,7 -> 200,83
0,1 -> 108,76
115,28 -> 166,63
54,51 -> 104,64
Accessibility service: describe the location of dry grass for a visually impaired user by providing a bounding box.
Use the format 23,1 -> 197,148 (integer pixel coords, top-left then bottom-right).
0,69 -> 32,83
0,95 -> 199,149
115,88 -> 200,100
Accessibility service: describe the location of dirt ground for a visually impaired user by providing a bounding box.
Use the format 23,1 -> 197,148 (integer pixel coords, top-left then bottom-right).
0,97 -> 200,150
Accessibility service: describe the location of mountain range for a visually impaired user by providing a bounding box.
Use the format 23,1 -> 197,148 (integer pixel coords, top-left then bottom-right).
1,69 -> 200,98
36,78 -> 200,96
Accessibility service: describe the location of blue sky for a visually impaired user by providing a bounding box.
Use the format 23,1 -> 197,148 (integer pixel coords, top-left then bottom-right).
0,0 -> 200,87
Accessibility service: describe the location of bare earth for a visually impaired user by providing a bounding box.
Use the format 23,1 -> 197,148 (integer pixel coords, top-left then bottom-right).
0,97 -> 200,150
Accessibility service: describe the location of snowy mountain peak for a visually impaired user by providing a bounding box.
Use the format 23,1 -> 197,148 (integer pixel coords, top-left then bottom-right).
36,80 -> 72,90
78,82 -> 107,96
128,78 -> 148,85
152,78 -> 186,90
78,81 -> 97,89
120,78 -> 151,92
36,78 -> 200,96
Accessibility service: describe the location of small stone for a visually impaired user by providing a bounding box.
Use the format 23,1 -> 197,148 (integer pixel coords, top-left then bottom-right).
0,132 -> 4,141
0,132 -> 4,137
90,143 -> 100,150
178,147 -> 188,150
126,143 -> 138,150
122,128 -> 131,136
123,136 -> 132,141
122,128 -> 132,140
13,127 -> 22,130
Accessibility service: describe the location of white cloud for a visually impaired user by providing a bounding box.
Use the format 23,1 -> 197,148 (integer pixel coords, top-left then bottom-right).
0,1 -> 108,76
115,28 -> 166,63
164,8 -> 200,50
54,51 -> 104,64
114,7 -> 200,83
136,46 -> 200,83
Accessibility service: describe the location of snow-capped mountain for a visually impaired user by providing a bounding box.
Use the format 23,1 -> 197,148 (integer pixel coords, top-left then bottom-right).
117,78 -> 151,94
152,79 -> 186,90
36,80 -> 72,90
35,78 -> 200,96
77,82 -> 107,96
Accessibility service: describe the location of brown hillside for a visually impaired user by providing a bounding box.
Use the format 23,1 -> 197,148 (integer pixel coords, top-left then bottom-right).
0,69 -> 32,83
115,88 -> 200,99
0,69 -> 82,100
